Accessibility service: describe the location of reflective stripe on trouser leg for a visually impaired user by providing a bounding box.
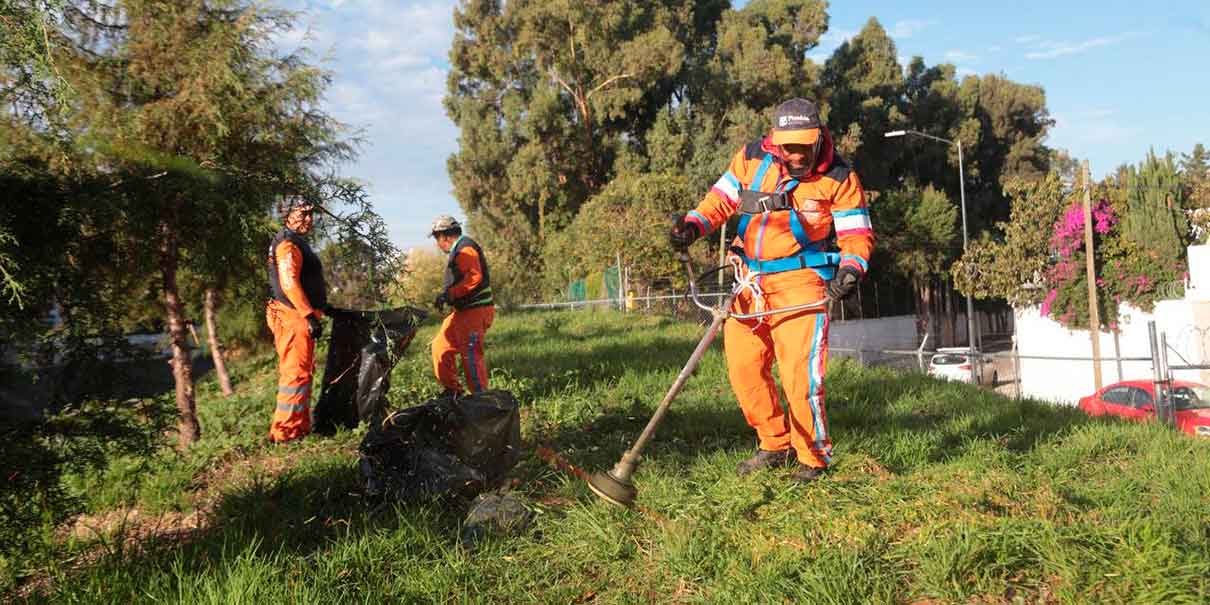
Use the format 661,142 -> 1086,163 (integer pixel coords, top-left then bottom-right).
723,292 -> 791,452
268,301 -> 314,442
465,331 -> 485,393
775,310 -> 832,467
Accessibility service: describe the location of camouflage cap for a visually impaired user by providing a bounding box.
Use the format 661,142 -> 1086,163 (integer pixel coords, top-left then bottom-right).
278,195 -> 316,216
429,214 -> 461,236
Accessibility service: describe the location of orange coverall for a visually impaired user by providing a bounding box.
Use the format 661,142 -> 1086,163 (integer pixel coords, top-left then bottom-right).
266,238 -> 323,443
431,240 -> 495,394
683,132 -> 874,469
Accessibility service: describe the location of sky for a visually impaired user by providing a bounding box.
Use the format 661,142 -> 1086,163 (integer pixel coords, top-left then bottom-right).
277,0 -> 1210,251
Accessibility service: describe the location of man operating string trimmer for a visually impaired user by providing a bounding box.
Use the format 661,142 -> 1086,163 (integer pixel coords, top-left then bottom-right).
669,98 -> 875,483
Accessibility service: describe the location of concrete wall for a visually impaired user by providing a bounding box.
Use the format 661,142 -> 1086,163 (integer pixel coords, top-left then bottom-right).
1015,245 -> 1210,404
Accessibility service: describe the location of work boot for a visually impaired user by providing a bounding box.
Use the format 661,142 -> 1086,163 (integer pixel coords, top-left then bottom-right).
736,449 -> 793,476
789,464 -> 828,484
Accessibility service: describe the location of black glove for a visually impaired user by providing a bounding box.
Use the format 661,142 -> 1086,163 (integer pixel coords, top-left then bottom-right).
307,315 -> 324,339
669,215 -> 701,249
434,292 -> 449,308
826,265 -> 862,301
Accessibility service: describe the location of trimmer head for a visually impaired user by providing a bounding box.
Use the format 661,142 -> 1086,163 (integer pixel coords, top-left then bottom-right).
586,470 -> 637,508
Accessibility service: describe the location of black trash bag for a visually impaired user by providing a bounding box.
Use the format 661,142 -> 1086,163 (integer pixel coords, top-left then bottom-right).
359,390 -> 522,501
314,306 -> 426,435
460,491 -> 535,549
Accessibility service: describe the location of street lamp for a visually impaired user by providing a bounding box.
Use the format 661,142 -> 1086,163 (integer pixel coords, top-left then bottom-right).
885,129 -> 979,384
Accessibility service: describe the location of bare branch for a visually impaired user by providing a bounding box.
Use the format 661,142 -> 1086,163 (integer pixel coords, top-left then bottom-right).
587,73 -> 632,99
548,67 -> 575,99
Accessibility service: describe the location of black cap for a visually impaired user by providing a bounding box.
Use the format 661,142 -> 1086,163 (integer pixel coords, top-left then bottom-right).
771,98 -> 822,145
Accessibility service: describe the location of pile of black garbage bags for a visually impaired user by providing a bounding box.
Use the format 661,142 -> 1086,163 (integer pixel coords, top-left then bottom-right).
312,306 -> 523,505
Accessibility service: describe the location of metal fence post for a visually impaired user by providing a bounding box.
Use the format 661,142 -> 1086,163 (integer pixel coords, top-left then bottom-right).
1148,321 -> 1168,427
1160,332 -> 1175,427
1012,333 -> 1022,400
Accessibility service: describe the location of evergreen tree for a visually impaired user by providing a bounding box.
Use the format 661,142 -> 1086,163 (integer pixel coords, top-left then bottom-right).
53,0 -> 356,447
1180,143 -> 1209,182
1121,150 -> 1187,260
821,17 -> 905,189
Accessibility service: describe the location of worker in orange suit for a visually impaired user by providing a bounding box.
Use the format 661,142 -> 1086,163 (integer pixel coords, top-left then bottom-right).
669,98 -> 874,483
265,198 -> 328,444
429,215 -> 495,397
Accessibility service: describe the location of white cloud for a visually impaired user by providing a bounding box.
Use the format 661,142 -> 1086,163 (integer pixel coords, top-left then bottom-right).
889,19 -> 938,39
1015,34 -> 1040,44
944,50 -> 978,63
1025,33 -> 1139,60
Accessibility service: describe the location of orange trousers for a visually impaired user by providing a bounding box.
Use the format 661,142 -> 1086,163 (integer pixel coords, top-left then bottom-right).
724,273 -> 832,468
266,300 -> 314,442
431,305 -> 495,394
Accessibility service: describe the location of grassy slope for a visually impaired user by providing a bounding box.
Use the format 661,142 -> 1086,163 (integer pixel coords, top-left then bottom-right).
22,310 -> 1210,604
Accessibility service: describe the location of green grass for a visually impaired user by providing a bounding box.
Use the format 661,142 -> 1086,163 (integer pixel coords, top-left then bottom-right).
10,309 -> 1210,603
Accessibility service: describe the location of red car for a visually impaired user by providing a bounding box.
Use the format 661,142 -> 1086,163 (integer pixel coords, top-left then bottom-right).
1078,379 -> 1210,438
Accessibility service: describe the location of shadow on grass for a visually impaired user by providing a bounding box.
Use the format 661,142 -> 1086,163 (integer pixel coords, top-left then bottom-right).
520,338 -> 1098,479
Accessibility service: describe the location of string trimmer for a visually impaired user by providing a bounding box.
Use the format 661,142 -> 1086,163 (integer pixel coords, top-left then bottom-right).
586,253 -> 829,507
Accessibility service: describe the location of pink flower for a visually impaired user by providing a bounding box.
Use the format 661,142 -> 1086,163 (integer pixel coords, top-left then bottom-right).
1041,288 -> 1058,317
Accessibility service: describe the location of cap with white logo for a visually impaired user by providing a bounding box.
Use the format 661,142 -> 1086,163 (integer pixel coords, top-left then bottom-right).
771,98 -> 822,145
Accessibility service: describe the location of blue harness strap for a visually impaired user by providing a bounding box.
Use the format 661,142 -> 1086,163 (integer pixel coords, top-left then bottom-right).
732,152 -> 837,279
736,153 -> 775,238
743,250 -> 840,279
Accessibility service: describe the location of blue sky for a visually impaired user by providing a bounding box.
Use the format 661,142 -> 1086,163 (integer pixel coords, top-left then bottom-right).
278,0 -> 1209,250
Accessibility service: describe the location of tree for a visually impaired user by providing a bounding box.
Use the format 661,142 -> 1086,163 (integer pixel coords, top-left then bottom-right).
952,176 -> 1069,306
544,173 -> 699,295
1,0 -> 68,112
1180,143 -> 1210,241
870,185 -> 957,340
446,0 -> 694,303
821,17 -> 905,189
391,247 -> 448,314
57,0 -> 356,447
1121,150 -> 1187,260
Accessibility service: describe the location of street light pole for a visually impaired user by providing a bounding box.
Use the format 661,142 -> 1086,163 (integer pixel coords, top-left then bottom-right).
885,129 -> 979,384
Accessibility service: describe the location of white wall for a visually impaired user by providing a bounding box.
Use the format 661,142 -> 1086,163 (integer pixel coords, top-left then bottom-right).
1016,300 -> 1210,407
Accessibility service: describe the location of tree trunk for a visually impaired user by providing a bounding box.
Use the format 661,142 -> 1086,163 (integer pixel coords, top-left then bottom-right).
160,219 -> 200,447
914,280 -> 927,342
204,287 -> 234,397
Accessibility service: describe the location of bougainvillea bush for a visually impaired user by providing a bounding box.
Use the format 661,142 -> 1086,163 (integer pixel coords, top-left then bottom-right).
1040,197 -> 1186,330
954,173 -> 1189,332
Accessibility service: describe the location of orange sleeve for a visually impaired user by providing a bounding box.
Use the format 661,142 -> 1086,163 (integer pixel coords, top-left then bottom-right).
684,146 -> 750,235
446,245 -> 483,299
829,171 -> 874,276
275,240 -> 320,318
